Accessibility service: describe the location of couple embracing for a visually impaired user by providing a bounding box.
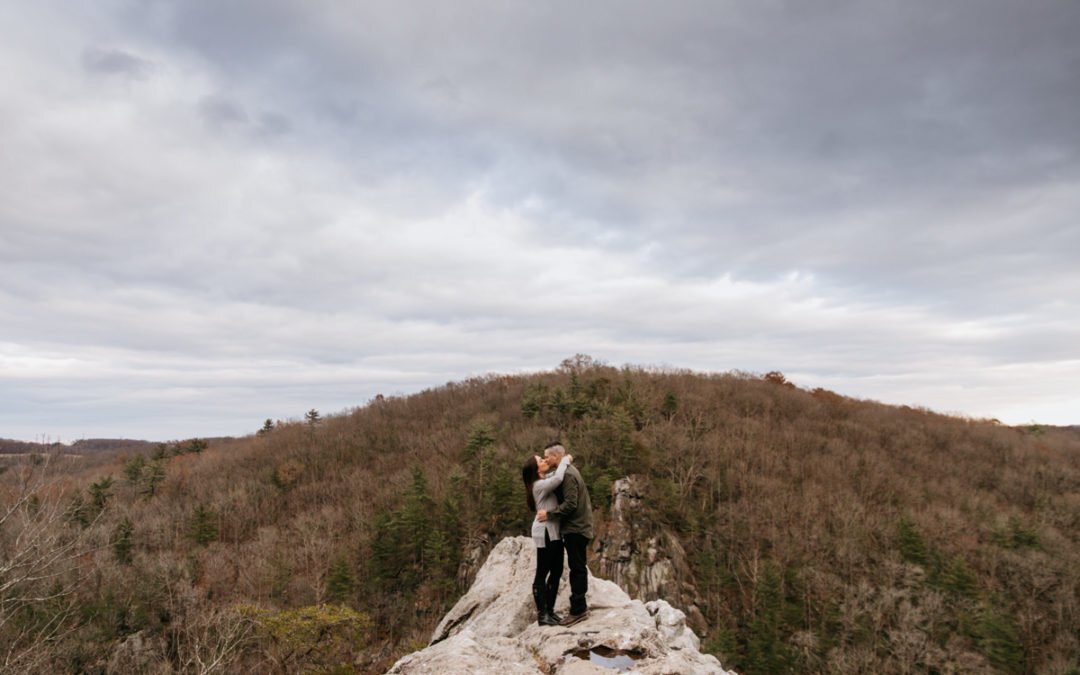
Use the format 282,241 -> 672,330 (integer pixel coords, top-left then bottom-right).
521,441 -> 594,627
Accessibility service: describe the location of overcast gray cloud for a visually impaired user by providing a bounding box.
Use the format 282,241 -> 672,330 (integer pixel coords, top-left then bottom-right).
2,0 -> 1078,441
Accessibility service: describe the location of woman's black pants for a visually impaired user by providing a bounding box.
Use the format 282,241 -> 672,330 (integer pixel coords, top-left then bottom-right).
534,531 -> 564,611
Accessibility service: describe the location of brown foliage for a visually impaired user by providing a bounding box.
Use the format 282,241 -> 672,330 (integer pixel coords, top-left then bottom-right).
2,365 -> 1078,673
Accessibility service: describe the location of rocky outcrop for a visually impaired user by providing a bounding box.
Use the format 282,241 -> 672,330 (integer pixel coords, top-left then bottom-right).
594,477 -> 705,630
387,536 -> 736,674
105,630 -> 172,674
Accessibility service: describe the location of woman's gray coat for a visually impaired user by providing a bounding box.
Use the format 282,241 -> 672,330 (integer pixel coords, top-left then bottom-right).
531,456 -> 570,548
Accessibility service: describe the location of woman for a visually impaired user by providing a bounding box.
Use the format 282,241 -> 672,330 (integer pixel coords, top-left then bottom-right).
521,450 -> 572,626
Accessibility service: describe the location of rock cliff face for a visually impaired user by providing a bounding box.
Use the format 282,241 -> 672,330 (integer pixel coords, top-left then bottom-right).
387,536 -> 736,674
593,477 -> 704,630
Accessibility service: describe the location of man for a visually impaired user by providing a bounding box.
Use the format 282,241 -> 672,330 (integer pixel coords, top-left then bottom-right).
537,441 -> 594,626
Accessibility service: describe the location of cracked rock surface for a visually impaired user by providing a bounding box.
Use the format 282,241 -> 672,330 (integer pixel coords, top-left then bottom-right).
387,536 -> 736,674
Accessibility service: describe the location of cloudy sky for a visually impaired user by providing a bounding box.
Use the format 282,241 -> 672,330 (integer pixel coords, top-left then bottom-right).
2,0 -> 1078,441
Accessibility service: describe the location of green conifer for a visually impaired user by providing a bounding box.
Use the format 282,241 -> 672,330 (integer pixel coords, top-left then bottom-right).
326,555 -> 355,603
112,518 -> 134,565
186,504 -> 219,546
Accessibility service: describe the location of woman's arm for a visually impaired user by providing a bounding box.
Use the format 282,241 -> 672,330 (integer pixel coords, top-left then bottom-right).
531,456 -> 571,502
545,470 -> 578,520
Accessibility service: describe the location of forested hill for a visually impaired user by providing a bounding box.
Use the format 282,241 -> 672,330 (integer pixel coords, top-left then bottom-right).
2,358 -> 1078,673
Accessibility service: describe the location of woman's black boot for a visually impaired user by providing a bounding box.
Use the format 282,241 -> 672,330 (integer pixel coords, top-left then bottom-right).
534,586 -> 559,626
545,584 -> 563,623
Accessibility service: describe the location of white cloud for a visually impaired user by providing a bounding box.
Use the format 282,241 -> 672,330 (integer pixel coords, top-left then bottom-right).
2,0 -> 1078,440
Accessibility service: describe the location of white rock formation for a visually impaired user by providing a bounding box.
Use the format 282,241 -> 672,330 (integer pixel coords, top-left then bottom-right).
595,477 -> 696,609
387,536 -> 737,674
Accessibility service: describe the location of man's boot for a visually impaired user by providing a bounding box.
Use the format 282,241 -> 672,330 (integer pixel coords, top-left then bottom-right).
559,609 -> 589,626
534,586 -> 558,626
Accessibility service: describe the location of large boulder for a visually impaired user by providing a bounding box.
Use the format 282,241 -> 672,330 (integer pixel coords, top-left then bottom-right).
388,536 -> 736,674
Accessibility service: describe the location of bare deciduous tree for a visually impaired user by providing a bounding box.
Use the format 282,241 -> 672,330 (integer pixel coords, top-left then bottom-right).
0,452 -> 98,672
163,577 -> 254,674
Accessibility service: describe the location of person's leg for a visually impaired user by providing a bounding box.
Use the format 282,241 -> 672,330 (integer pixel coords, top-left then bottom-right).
533,535 -> 559,626
534,540 -> 549,587
545,538 -> 564,621
563,533 -> 589,617
533,545 -> 552,624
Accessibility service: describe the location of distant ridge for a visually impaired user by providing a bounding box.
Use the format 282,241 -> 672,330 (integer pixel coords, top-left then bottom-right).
0,436 -> 235,456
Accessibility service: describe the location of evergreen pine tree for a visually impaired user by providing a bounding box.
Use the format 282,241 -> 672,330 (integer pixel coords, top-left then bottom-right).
141,460 -> 166,499
521,383 -> 548,419
400,467 -> 433,568
112,518 -> 134,565
488,461 -> 520,534
744,562 -> 795,674
568,372 -> 590,418
88,475 -> 114,513
550,388 -> 572,429
371,510 -> 404,590
463,425 -> 496,525
122,454 -> 145,484
464,424 -> 495,461
186,504 -> 219,546
434,469 -> 466,592
896,516 -> 928,565
423,525 -> 455,599
661,392 -> 678,420
975,602 -> 1025,674
66,494 -> 92,528
326,554 -> 355,603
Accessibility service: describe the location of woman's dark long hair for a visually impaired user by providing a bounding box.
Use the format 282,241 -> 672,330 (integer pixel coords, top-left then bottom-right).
522,456 -> 540,512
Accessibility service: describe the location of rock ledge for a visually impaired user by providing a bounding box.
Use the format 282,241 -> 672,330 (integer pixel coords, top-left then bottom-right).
387,536 -> 736,674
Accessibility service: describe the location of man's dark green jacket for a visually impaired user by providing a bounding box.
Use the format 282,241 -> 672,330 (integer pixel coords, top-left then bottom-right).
550,463 -> 594,539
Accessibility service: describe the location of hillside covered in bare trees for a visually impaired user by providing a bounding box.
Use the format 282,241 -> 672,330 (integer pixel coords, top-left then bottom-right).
2,358 -> 1077,673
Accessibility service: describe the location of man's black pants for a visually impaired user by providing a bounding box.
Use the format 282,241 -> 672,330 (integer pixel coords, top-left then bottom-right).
563,532 -> 590,615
